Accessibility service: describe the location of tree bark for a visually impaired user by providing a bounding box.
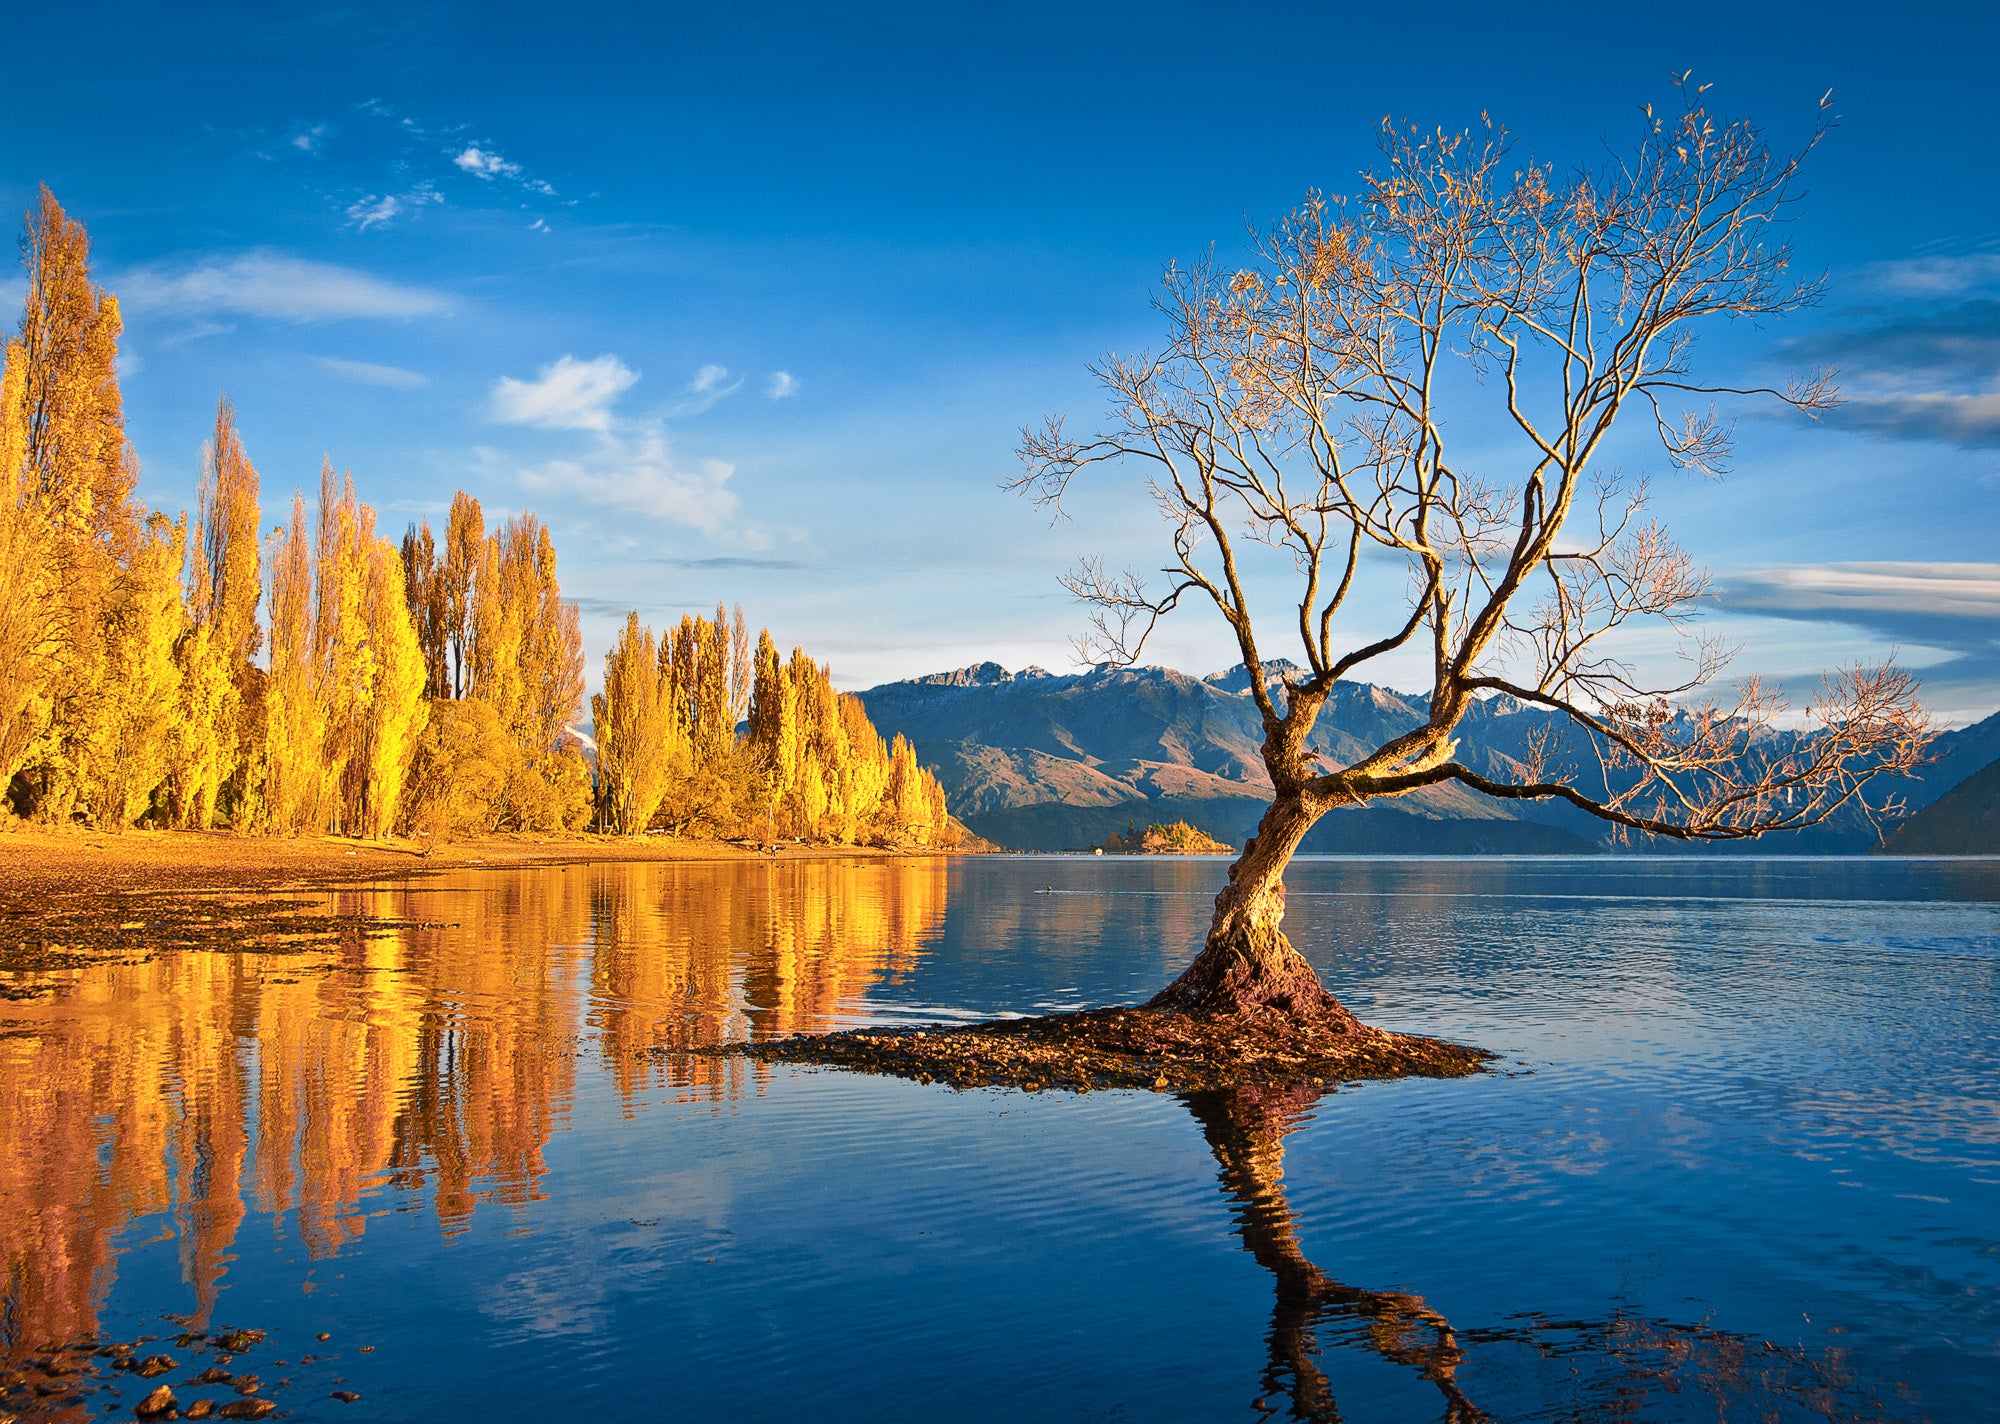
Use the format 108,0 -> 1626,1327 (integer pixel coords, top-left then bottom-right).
1148,790 -> 1355,1022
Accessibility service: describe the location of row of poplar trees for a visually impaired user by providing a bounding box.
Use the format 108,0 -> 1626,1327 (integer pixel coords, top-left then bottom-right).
0,187 -> 955,847
592,612 -> 953,844
0,188 -> 592,835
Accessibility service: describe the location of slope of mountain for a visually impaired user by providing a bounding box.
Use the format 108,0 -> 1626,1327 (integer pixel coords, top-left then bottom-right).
859,663 -> 2000,855
858,663 -> 1582,852
1883,754 -> 2000,854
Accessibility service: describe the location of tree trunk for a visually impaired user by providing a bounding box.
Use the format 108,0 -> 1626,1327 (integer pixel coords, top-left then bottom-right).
1148,790 -> 1353,1022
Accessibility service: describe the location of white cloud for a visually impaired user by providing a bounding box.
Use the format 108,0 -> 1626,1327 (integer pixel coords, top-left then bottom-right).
343,182 -> 441,231
314,356 -> 429,389
668,364 -> 744,416
1729,562 -> 2000,620
119,253 -> 452,322
454,145 -> 521,180
292,123 -> 327,154
491,354 -> 638,432
509,429 -> 740,533
346,194 -> 401,230
767,370 -> 799,399
1854,250 -> 2000,299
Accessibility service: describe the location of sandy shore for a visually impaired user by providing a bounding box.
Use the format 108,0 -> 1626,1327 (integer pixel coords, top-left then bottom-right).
0,825 -> 936,903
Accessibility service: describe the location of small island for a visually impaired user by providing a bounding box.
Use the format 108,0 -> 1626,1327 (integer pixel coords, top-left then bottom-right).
1097,820 -> 1233,855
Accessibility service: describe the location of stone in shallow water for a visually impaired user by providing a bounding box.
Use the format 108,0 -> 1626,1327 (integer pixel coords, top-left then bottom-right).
134,1383 -> 177,1419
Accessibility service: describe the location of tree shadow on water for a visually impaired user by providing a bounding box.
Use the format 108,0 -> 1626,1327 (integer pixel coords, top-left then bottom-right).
1181,1083 -> 1920,1423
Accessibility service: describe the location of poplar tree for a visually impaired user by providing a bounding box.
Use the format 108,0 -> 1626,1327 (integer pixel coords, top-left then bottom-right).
356,542 -> 428,837
400,520 -> 448,698
261,495 -> 322,835
12,187 -> 140,821
441,491 -> 483,699
168,396 -> 263,827
0,340 -> 59,793
592,614 -> 678,834
91,513 -> 185,826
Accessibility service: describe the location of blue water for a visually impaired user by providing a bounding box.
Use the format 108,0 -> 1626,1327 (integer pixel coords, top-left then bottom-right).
3,855 -> 1996,1421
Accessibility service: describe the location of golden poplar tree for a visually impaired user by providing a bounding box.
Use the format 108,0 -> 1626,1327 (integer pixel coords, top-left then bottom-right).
440,491 -> 483,699
314,461 -> 373,831
166,396 -> 264,827
592,613 -> 678,834
91,514 -> 186,826
12,187 -> 139,822
356,540 -> 427,837
261,495 -> 322,835
452,507 -> 588,831
746,630 -> 797,836
400,520 -> 448,698
0,340 -> 59,793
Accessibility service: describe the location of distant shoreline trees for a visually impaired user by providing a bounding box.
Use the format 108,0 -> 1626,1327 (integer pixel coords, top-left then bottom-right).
0,186 -> 955,848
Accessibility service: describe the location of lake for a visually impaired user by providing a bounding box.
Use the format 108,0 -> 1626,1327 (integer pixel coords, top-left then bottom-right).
3,854 -> 1997,1421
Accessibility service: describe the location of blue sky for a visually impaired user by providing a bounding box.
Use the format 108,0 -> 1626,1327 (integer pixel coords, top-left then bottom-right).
5,0 -> 1998,720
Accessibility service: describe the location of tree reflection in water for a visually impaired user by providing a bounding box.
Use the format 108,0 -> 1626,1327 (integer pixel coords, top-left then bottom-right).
1184,1082 -> 1915,1423
1184,1083 -> 1483,1421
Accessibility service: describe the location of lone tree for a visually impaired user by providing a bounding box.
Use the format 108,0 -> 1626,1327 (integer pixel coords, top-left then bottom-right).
1014,84 -> 1931,1025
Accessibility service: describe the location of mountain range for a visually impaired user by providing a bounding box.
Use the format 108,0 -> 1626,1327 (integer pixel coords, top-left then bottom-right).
857,661 -> 2000,854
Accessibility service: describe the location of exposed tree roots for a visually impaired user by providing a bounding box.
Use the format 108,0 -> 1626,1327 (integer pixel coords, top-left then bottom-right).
720,1000 -> 1491,1094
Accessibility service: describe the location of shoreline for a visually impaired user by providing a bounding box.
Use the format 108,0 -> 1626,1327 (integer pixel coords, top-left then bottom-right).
0,825 -> 954,904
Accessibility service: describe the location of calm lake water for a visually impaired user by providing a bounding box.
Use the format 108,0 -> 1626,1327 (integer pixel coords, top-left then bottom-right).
4,854 -> 1998,1422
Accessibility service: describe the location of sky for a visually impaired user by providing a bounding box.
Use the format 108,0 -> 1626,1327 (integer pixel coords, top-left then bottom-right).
4,0 -> 1998,722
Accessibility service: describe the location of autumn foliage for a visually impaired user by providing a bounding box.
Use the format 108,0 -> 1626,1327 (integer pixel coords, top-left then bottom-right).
0,187 -> 954,846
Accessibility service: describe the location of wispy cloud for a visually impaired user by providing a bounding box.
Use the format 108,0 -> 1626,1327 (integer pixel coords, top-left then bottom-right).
1820,390 -> 2000,447
346,194 -> 401,230
314,356 -> 428,389
344,182 -> 441,231
509,429 -> 741,533
1851,248 -> 2000,299
1722,562 -> 2000,712
667,363 -> 745,416
1726,563 -> 2000,622
767,370 -> 800,399
652,555 -> 808,571
454,145 -> 521,180
119,253 -> 451,322
283,102 -> 560,230
1787,245 -> 2000,448
490,354 -> 638,432
482,356 -> 755,535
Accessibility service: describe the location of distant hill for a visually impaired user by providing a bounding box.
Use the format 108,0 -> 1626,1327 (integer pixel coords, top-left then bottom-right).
1884,755 -> 2000,854
858,662 -> 2000,855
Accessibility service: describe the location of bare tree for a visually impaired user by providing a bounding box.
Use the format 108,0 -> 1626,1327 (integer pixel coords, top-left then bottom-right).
1014,82 -> 1932,1023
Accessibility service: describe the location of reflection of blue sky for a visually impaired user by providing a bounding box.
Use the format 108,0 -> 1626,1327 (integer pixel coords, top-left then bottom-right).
6,1 -> 1998,717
